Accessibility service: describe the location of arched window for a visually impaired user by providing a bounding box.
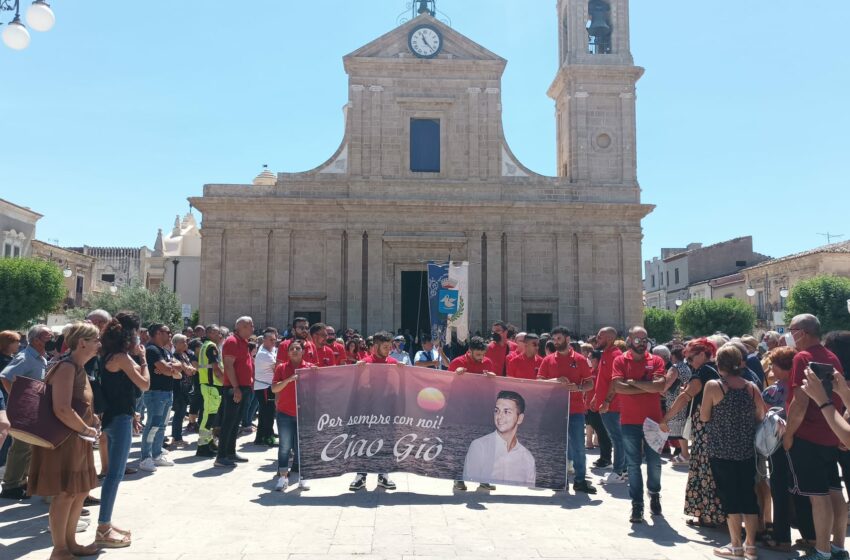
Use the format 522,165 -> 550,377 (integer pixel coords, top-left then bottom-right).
587,0 -> 612,54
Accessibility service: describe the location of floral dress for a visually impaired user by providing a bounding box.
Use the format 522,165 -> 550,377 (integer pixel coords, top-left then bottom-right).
665,361 -> 692,438
683,362 -> 726,525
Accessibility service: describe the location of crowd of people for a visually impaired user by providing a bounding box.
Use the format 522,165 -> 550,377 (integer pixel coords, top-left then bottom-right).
1,311 -> 850,560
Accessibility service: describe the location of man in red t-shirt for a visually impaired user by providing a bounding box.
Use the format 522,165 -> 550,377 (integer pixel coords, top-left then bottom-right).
507,333 -> 543,379
277,316 -> 310,364
449,336 -> 496,376
485,321 -> 517,376
350,331 -> 399,492
782,314 -> 847,558
538,326 -> 595,494
591,327 -> 625,479
216,316 -> 257,467
326,326 -> 346,366
447,336 -> 496,492
304,323 -> 337,367
612,326 -> 666,523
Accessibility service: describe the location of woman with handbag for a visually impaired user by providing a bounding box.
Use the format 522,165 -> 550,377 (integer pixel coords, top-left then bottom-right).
700,345 -> 766,560
27,322 -> 101,560
97,313 -> 150,548
661,337 -> 726,528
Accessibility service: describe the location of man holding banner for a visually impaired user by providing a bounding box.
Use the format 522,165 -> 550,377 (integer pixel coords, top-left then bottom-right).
539,326 -> 597,495
350,331 -> 400,492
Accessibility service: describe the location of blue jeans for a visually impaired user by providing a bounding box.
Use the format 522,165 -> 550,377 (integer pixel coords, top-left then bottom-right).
140,390 -> 172,460
601,411 -> 626,474
622,424 -> 662,506
276,412 -> 299,473
568,413 -> 587,484
242,389 -> 257,427
99,414 -> 132,524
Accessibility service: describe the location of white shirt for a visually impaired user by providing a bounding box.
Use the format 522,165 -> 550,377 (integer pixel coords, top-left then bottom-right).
389,350 -> 411,366
254,346 -> 277,389
414,348 -> 442,369
463,430 -> 536,486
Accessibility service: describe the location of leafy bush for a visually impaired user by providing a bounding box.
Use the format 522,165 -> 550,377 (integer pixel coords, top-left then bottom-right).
676,298 -> 756,338
785,276 -> 850,332
644,307 -> 676,343
0,258 -> 65,330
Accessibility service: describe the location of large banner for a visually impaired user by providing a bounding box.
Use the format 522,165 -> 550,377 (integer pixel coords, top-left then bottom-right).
297,364 -> 570,490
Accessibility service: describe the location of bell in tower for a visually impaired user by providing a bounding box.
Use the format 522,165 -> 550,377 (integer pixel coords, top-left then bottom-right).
587,0 -> 612,54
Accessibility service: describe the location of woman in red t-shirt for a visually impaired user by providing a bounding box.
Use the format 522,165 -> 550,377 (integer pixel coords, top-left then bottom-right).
270,340 -> 314,492
340,339 -> 360,365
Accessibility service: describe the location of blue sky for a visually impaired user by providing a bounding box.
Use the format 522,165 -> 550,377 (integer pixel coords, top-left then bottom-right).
2,1 -> 847,262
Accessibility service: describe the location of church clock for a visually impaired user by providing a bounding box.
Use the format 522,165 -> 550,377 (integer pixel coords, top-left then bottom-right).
408,25 -> 442,58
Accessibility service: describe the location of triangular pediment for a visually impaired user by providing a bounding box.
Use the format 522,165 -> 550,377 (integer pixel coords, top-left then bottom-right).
345,14 -> 505,63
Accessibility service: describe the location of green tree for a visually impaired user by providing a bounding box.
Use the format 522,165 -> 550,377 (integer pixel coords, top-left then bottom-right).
0,258 -> 66,330
644,307 -> 677,343
676,298 -> 756,338
71,283 -> 183,332
785,276 -> 850,332
190,309 -> 200,328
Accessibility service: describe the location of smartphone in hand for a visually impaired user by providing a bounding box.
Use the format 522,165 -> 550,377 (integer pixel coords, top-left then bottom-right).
810,362 -> 837,396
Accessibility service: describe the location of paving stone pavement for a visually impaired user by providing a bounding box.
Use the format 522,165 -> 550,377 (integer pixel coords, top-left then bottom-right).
0,429 -> 816,559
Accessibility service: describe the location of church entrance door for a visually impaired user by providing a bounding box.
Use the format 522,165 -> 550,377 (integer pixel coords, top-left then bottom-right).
400,271 -> 430,342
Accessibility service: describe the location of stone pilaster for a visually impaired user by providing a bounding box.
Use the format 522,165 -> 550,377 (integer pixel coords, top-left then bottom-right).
325,230 -> 344,329
485,230 -> 503,324
366,230 -> 384,333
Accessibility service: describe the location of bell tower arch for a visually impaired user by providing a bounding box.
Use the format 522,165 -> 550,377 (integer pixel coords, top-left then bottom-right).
550,0 -> 642,185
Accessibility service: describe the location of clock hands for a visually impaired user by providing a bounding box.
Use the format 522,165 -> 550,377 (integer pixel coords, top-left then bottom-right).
421,35 -> 434,50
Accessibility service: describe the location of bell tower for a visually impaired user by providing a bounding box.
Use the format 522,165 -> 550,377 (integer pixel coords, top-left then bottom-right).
549,0 -> 643,186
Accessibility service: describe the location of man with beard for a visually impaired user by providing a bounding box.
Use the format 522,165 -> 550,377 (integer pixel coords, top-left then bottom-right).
506,333 -> 543,379
276,317 -> 310,365
485,321 -> 517,377
304,324 -> 336,368
592,327 -> 626,483
350,331 -> 400,491
538,326 -> 596,494
326,326 -> 346,366
612,326 -> 667,523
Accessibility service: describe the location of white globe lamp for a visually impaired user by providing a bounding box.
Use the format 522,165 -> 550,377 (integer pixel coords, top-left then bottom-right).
779,287 -> 789,299
2,16 -> 30,50
746,287 -> 756,297
25,1 -> 54,32
62,268 -> 72,278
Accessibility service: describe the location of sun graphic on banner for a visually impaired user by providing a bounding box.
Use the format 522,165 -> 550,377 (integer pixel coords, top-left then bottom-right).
416,387 -> 446,412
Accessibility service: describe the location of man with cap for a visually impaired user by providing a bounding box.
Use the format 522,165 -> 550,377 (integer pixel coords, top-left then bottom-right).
389,336 -> 412,365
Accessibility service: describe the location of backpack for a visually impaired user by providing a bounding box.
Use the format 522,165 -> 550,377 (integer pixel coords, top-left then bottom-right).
755,407 -> 786,457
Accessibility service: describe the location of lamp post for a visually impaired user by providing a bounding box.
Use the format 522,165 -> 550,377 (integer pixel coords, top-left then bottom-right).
109,284 -> 118,294
779,287 -> 789,299
1,1 -> 55,50
675,299 -> 683,309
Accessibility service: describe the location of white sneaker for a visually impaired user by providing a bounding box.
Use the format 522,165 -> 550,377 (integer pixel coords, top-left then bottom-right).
604,472 -> 626,484
139,457 -> 158,472
275,475 -> 289,492
76,519 -> 89,533
153,455 -> 174,467
299,479 -> 310,491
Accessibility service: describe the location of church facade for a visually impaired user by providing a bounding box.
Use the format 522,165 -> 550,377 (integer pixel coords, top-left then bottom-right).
190,0 -> 653,337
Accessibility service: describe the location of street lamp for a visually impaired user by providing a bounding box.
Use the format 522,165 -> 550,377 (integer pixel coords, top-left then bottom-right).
2,1 -> 55,50
746,287 -> 756,297
779,287 -> 789,299
62,267 -> 72,278
675,299 -> 683,308
109,284 -> 118,294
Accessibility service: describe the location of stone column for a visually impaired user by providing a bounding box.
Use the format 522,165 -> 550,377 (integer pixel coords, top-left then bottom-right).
556,232 -> 578,329
346,230 -> 364,333
350,85 -> 365,176
621,232 -> 644,330
575,91 -> 589,183
620,92 -> 636,184
252,230 -> 271,328
366,230 -> 384,333
577,233 -> 595,335
369,85 -> 384,178
325,230 -> 344,329
505,234 -> 523,326
199,228 -> 223,325
468,88 -> 481,178
270,229 -> 292,329
466,231 -> 483,334
485,88 -> 500,178
485,230 -> 503,324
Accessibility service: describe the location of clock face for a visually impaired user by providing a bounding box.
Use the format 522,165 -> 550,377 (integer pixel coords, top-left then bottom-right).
409,26 -> 443,59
